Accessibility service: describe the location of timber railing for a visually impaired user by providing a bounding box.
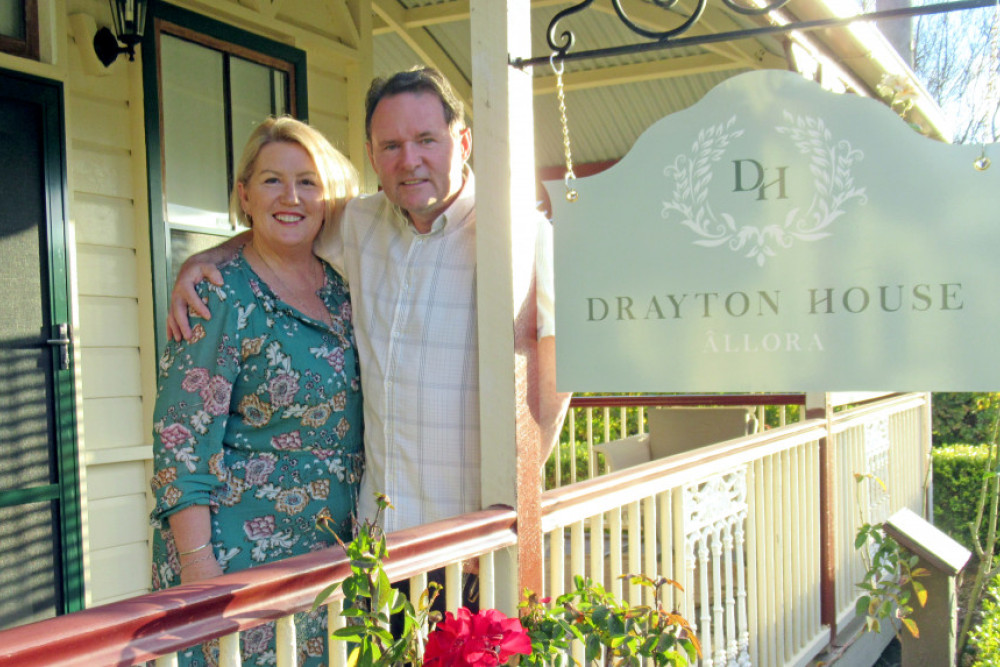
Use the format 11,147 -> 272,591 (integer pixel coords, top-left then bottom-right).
0,392 -> 930,667
547,393 -> 809,487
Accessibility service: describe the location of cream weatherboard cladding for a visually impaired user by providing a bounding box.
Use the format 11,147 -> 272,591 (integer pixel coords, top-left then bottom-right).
1,0 -> 366,613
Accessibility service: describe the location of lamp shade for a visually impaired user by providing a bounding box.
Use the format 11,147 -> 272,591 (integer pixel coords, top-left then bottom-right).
109,0 -> 148,48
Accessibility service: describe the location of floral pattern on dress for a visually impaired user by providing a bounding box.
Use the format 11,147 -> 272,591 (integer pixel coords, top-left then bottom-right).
150,250 -> 363,667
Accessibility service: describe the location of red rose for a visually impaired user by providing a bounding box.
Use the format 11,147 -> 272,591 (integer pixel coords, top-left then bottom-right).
424,607 -> 531,666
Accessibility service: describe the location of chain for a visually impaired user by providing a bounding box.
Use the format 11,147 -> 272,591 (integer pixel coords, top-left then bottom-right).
976,0 -> 999,170
551,53 -> 579,202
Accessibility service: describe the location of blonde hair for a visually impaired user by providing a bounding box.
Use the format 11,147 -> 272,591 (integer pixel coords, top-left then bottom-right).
229,116 -> 359,229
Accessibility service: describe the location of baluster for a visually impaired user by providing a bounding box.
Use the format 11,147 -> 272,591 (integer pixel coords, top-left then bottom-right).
480,552 -> 495,612
697,535 -> 712,667
628,500 -> 642,605
711,527 -> 725,666
775,450 -> 788,663
658,491 -> 674,611
673,487 -> 687,622
410,571 -> 430,647
218,632 -> 241,667
327,598 -> 346,667
764,454 -> 778,667
723,524 -> 737,665
609,507 -> 623,600
643,496 -> 657,607
550,526 -> 566,599
571,520 -> 585,586
275,615 -> 295,666
589,513 -> 605,587
445,562 -> 462,612
735,512 -> 750,667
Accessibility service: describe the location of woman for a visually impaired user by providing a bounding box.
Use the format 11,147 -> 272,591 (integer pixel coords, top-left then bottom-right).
150,117 -> 362,666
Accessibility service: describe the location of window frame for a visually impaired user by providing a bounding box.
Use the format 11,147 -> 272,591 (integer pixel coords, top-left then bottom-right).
141,2 -> 308,356
0,0 -> 40,59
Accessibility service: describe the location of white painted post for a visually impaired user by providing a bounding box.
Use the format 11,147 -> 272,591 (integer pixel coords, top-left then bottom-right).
469,0 -> 540,614
344,0 -> 374,191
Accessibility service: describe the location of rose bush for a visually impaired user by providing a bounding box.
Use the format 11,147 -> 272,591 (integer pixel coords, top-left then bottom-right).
315,495 -> 699,666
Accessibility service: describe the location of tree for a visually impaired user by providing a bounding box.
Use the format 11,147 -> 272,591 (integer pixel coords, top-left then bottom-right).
913,4 -> 999,145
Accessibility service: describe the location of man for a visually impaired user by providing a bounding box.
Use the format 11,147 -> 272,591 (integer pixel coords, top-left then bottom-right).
169,67 -> 570,533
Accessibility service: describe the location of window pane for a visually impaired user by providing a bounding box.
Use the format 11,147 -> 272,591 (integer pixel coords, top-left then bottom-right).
170,229 -> 236,290
161,34 -> 230,231
229,55 -> 289,173
0,1 -> 25,40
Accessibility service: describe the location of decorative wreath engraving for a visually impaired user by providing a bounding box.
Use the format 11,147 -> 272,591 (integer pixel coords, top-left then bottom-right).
661,112 -> 867,266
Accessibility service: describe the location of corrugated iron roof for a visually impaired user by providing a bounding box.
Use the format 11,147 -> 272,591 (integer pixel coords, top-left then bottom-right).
373,0 -> 945,169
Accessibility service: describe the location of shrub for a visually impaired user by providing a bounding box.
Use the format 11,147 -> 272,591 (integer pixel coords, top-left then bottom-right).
932,445 -> 993,551
932,392 -> 1000,447
969,574 -> 1000,666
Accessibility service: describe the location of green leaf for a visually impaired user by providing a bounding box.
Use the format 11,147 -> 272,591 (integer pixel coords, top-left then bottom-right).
340,607 -> 365,618
372,626 -> 394,644
375,570 -> 393,609
855,531 -> 870,549
663,649 -> 686,667
585,634 -> 602,663
902,616 -> 920,638
911,580 -> 928,607
332,625 -> 367,639
878,599 -> 893,617
312,581 -> 341,610
389,588 -> 408,614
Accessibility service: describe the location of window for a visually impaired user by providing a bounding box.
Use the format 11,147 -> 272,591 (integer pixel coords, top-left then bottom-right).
0,0 -> 39,59
142,4 -> 307,351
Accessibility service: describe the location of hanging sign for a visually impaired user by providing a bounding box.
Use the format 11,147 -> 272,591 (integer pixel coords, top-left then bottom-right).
547,70 -> 1000,392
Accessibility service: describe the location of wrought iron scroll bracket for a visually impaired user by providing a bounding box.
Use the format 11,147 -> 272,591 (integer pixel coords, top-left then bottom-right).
511,0 -> 999,69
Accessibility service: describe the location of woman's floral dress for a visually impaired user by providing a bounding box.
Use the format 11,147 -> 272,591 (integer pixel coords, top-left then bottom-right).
150,250 -> 363,667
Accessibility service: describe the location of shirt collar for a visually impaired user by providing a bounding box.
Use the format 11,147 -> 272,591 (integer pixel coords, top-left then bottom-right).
390,168 -> 476,235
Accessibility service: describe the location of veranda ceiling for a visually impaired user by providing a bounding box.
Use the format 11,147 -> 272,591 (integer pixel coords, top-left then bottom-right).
369,0 -> 948,171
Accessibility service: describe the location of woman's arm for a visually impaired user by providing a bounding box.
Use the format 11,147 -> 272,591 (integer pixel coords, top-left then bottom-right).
168,505 -> 223,584
152,274 -> 241,588
166,230 -> 252,341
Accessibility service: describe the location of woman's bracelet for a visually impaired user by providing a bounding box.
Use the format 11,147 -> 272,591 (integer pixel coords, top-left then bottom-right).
179,552 -> 216,571
178,539 -> 212,556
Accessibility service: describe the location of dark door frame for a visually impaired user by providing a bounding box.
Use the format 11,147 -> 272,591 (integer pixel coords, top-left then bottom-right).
0,67 -> 83,620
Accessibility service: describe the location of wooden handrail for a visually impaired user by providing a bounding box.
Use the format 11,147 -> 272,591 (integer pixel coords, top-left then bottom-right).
0,508 -> 517,667
541,419 -> 828,531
